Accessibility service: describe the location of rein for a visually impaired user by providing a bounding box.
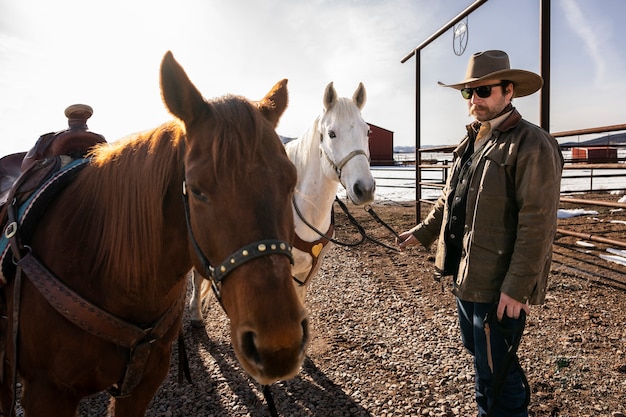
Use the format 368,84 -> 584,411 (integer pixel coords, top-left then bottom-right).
364,205 -> 402,241
293,196 -> 400,252
483,308 -> 531,416
313,135 -> 400,249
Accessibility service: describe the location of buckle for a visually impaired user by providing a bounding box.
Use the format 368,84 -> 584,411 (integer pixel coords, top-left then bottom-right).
4,222 -> 17,239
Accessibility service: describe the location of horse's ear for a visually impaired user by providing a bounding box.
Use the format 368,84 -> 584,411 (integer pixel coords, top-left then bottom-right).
323,82 -> 337,111
257,79 -> 288,128
160,51 -> 206,124
353,82 -> 366,110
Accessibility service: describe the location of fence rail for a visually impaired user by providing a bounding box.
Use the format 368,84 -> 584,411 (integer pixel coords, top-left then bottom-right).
376,154 -> 626,197
385,124 -> 626,251
405,126 -> 626,208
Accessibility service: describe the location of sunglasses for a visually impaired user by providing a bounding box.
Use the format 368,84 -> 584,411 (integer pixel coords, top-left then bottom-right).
461,83 -> 505,100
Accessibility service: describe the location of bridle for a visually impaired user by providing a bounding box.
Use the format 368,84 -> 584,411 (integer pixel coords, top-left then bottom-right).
182,180 -> 294,302
310,132 -> 399,252
181,176 -> 295,417
319,132 -> 370,184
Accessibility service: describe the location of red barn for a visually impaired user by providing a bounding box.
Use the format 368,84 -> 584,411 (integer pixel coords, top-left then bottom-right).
368,123 -> 394,166
572,147 -> 618,163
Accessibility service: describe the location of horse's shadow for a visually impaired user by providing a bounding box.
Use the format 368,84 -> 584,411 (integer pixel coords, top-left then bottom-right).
178,325 -> 266,416
274,356 -> 373,417
178,324 -> 372,417
78,322 -> 371,416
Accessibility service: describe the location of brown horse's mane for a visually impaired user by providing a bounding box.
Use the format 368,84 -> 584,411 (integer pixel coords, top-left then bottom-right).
59,96 -> 277,293
65,121 -> 185,294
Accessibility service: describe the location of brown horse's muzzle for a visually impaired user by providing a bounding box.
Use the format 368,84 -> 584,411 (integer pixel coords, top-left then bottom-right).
235,310 -> 309,384
220,258 -> 309,385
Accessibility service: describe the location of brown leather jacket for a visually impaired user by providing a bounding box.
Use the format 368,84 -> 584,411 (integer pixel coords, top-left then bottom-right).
412,109 -> 563,304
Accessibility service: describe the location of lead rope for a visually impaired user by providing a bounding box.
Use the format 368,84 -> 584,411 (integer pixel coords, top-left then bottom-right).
262,385 -> 279,417
293,196 -> 400,252
483,308 -> 530,416
364,205 -> 402,241
317,142 -> 400,251
293,196 -> 364,247
334,198 -> 400,252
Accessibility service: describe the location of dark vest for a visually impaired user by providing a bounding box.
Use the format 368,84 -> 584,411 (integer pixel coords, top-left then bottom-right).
443,123 -> 484,276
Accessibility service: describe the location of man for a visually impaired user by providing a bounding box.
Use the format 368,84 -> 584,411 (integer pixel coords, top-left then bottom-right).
397,50 -> 563,416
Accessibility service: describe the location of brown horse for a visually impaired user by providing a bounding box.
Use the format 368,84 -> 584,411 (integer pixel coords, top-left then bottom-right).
0,51 -> 308,416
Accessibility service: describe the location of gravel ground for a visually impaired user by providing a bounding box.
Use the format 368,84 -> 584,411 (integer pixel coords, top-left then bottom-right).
67,195 -> 626,416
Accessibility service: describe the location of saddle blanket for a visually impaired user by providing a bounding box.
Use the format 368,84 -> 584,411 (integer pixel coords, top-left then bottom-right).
0,157 -> 89,284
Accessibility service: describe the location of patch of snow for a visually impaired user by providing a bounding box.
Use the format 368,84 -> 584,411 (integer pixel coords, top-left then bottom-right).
607,247 -> 626,257
575,240 -> 595,248
599,254 -> 626,267
557,208 -> 599,219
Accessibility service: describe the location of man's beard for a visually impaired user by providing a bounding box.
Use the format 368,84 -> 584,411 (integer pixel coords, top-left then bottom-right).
469,101 -> 507,121
469,105 -> 492,121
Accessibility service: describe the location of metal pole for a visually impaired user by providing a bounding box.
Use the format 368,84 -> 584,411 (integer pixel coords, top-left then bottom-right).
400,0 -> 489,63
551,123 -> 626,138
556,229 -> 626,249
560,197 -> 626,209
400,0 -> 490,222
540,0 -> 551,131
415,51 -> 422,220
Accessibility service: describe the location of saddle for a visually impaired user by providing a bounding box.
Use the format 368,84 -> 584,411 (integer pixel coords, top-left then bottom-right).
0,104 -> 107,284
0,104 -> 106,210
0,105 -> 192,399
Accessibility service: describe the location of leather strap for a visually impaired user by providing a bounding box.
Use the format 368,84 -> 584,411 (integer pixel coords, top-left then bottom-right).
292,223 -> 334,286
8,267 -> 22,417
182,180 -> 294,302
15,251 -> 186,397
2,155 -> 185,398
18,253 -> 147,347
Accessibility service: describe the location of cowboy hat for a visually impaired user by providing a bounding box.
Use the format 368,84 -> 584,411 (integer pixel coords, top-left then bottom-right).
438,50 -> 543,98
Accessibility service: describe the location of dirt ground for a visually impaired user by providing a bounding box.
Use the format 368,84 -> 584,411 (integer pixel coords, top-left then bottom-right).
320,193 -> 626,416
78,192 -> 624,416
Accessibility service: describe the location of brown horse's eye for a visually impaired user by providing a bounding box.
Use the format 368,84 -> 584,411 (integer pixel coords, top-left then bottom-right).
190,187 -> 208,203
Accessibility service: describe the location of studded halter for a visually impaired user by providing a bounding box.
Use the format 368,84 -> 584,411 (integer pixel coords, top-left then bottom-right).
181,180 -> 294,301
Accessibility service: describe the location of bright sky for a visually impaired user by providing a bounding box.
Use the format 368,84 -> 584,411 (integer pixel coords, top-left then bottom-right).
1,0 -> 625,157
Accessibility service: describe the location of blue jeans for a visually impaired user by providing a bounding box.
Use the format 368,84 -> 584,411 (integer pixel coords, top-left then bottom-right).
456,298 -> 529,417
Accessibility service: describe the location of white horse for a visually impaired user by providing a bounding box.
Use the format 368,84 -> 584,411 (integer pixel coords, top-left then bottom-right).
190,81 -> 375,326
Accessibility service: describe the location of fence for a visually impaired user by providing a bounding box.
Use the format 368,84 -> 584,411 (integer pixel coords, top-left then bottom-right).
372,148 -> 626,202
404,127 -> 626,207
410,146 -> 626,198
377,125 -> 626,250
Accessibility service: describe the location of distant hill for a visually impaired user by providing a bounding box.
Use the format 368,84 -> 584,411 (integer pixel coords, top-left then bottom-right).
560,132 -> 626,147
393,145 -> 416,153
280,135 -> 296,145
394,144 -> 447,152
394,132 -> 626,151
293,132 -> 626,152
